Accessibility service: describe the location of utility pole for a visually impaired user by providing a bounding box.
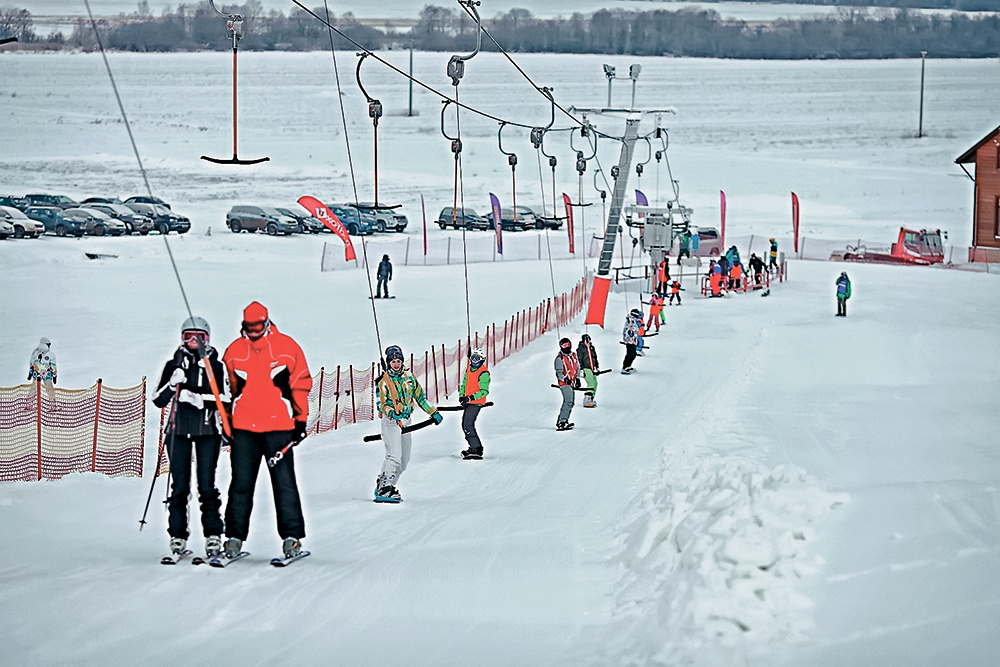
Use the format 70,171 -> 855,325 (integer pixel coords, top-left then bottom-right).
408,42 -> 414,117
918,51 -> 927,138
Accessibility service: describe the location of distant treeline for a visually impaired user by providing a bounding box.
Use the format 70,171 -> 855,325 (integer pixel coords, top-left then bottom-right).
3,3 -> 999,58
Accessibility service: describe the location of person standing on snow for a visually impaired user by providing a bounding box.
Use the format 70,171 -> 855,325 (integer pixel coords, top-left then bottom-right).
375,344 -> 442,501
152,317 -> 230,560
376,254 -> 393,298
769,238 -> 779,270
622,309 -> 641,374
577,334 -> 600,408
669,279 -> 684,305
656,258 -> 670,294
221,302 -> 312,561
835,272 -> 852,317
27,337 -> 57,387
554,338 -> 579,430
646,292 -> 664,332
749,253 -> 765,287
459,346 -> 490,460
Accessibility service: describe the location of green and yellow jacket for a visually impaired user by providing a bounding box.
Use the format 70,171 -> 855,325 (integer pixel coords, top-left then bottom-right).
377,368 -> 437,422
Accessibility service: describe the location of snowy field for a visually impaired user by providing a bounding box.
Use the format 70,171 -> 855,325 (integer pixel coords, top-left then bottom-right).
1,52 -> 1000,666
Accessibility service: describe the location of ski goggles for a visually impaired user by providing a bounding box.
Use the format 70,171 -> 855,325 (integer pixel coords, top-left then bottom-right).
385,345 -> 404,362
182,330 -> 208,343
243,320 -> 268,335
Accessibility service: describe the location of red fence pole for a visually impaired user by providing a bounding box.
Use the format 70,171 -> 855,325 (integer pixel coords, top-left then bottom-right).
91,378 -> 103,472
334,365 -> 341,430
442,344 -> 449,397
315,367 -> 325,435
36,380 -> 42,481
349,365 -> 356,424
431,345 -> 439,403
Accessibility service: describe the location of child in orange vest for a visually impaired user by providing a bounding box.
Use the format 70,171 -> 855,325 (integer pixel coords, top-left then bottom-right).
646,293 -> 664,331
669,280 -> 683,305
459,346 -> 490,459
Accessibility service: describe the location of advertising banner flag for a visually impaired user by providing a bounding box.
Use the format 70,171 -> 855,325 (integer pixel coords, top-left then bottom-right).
298,195 -> 356,262
490,193 -> 503,255
791,192 -> 800,254
563,193 -> 575,254
720,190 -> 727,249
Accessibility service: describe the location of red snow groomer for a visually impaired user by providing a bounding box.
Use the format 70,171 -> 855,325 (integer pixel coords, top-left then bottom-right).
841,228 -> 945,265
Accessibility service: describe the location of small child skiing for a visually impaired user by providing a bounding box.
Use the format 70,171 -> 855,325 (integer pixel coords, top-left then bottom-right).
835,271 -> 852,317
646,292 -> 664,332
622,309 -> 641,374
375,345 -> 442,501
27,337 -> 57,387
669,280 -> 683,305
554,338 -> 579,430
152,317 -> 230,561
459,346 -> 490,460
576,334 -> 600,408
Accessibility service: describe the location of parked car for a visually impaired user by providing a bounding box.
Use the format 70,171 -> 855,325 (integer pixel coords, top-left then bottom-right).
62,207 -> 126,236
226,205 -> 298,235
327,204 -> 377,236
25,206 -> 85,237
533,207 -> 564,230
82,203 -> 153,235
124,195 -> 170,210
276,207 -> 324,234
0,195 -> 28,211
24,194 -> 79,210
494,206 -> 537,231
436,206 -> 490,231
692,227 -> 721,256
81,196 -> 124,205
0,218 -> 13,239
0,205 -> 44,238
125,202 -> 190,234
355,202 -> 408,232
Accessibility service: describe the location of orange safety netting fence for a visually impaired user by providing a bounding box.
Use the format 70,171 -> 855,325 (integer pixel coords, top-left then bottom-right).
0,379 -> 146,482
152,275 -> 590,472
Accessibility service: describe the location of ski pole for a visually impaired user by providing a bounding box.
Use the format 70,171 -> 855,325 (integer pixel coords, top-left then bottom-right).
139,393 -> 177,531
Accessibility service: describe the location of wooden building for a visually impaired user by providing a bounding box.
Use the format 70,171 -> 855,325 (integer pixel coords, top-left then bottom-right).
956,125 -> 1000,263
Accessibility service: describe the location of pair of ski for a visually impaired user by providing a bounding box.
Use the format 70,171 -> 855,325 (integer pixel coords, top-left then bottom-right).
160,550 -> 309,567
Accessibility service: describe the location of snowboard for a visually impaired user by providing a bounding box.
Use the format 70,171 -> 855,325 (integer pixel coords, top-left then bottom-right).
369,296 -> 396,299
461,451 -> 484,460
556,422 -> 575,431
160,549 -> 193,565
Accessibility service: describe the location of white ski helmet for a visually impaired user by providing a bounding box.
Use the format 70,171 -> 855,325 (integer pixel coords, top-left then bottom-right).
470,347 -> 486,365
181,316 -> 210,337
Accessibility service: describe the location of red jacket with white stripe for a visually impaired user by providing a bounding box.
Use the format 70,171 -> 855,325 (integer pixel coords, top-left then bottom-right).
223,325 -> 312,432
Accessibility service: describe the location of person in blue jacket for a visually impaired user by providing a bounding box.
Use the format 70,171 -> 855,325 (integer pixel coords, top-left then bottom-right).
835,272 -> 852,317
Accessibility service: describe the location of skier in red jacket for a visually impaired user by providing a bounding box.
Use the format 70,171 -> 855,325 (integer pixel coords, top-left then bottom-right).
220,301 -> 312,561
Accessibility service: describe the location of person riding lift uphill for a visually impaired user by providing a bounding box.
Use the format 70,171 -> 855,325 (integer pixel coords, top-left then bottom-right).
220,302 -> 312,562
375,345 -> 442,502
459,346 -> 490,460
554,337 -> 580,431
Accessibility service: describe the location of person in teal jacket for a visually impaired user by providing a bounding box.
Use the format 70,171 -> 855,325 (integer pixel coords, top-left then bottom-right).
835,271 -> 852,317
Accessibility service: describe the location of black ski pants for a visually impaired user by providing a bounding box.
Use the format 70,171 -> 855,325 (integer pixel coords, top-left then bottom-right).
837,297 -> 847,317
669,292 -> 681,305
623,343 -> 638,369
376,276 -> 390,297
167,434 -> 224,540
225,429 -> 305,542
462,403 -> 483,454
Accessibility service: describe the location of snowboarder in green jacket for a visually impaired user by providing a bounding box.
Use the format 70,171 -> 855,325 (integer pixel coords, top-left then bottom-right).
835,272 -> 852,317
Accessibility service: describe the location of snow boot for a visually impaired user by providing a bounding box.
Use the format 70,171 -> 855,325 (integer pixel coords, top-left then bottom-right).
583,394 -> 596,408
461,448 -> 484,460
556,421 -> 574,431
224,537 -> 243,559
621,367 -> 634,375
205,535 -> 223,558
375,485 -> 402,503
169,537 -> 187,555
283,537 -> 303,559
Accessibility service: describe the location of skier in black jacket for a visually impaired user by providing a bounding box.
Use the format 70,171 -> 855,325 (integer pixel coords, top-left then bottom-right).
152,316 -> 231,561
376,254 -> 392,298
577,334 -> 600,408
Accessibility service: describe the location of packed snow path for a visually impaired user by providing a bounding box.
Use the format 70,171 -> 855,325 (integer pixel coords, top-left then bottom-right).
1,250 -> 998,665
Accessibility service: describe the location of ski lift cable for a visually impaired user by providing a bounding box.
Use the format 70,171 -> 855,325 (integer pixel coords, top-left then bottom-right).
290,0 -> 580,133
83,0 -> 196,321
322,0 -> 360,205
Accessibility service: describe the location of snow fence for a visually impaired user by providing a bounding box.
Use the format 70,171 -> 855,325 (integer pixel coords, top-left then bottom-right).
154,276 -> 591,476
0,379 -> 146,482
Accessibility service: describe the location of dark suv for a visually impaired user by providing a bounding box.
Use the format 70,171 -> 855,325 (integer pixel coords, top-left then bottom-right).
226,205 -> 298,235
126,202 -> 190,234
276,207 -> 324,234
0,195 -> 27,211
437,207 -> 490,231
327,204 -> 377,235
25,206 -> 86,236
82,203 -> 154,235
24,194 -> 79,210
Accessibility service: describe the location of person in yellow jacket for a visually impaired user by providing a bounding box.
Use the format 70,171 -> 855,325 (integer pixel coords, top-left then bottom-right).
459,346 -> 490,460
374,344 -> 442,502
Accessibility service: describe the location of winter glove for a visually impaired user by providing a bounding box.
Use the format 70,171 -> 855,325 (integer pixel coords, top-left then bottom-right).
291,420 -> 308,445
459,395 -> 470,407
178,389 -> 204,410
431,411 -> 443,425
27,373 -> 32,380
573,378 -> 581,389
168,367 -> 186,388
